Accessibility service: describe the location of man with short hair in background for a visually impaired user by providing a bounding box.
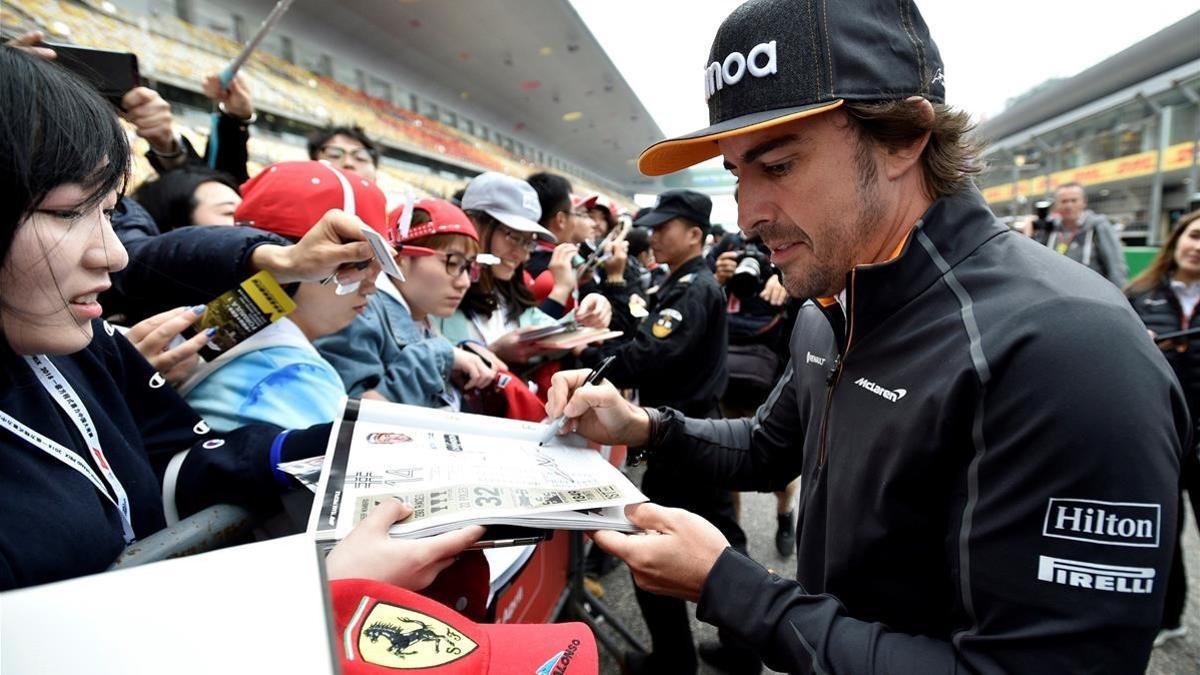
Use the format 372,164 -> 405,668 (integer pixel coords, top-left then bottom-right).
308,124 -> 379,183
1049,182 -> 1128,287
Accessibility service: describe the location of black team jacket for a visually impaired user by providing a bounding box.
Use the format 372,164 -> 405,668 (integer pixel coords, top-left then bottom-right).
641,188 -> 1188,674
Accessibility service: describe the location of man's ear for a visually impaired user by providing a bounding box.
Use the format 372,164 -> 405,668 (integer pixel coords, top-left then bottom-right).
882,97 -> 934,182
550,211 -> 568,236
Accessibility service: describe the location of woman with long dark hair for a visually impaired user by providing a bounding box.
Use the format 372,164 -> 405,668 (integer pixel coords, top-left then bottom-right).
1127,210 -> 1200,647
0,45 -> 479,590
433,172 -> 611,365
432,173 -> 562,364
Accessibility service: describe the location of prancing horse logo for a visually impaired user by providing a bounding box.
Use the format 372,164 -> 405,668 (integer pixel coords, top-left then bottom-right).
355,601 -> 477,668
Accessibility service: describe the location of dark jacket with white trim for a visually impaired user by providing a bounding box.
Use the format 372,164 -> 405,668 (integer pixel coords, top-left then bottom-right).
103,197 -> 290,323
1128,279 -> 1200,435
645,188 -> 1187,674
0,322 -> 326,590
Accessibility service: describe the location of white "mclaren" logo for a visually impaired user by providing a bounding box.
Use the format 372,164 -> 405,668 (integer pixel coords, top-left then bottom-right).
854,377 -> 906,403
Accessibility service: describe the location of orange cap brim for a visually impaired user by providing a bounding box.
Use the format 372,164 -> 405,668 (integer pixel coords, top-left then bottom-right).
637,99 -> 845,176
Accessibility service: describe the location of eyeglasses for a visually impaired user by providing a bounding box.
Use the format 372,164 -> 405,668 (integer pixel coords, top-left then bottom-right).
435,252 -> 476,278
317,145 -> 374,164
497,226 -> 538,252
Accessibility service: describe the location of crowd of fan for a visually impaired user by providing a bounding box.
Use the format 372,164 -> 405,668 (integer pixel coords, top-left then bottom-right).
0,27 -> 787,619
2,0 -> 628,205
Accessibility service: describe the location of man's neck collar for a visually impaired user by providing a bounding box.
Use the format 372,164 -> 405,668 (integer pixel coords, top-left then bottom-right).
666,253 -> 703,278
860,190 -> 931,266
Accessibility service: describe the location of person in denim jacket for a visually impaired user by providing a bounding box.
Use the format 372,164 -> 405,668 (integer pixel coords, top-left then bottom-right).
317,200 -> 500,407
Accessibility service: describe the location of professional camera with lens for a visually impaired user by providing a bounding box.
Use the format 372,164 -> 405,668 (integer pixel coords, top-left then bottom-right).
727,243 -> 772,299
1031,200 -> 1056,246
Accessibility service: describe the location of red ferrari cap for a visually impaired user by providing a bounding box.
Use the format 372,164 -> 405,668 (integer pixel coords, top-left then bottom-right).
331,578 -> 598,674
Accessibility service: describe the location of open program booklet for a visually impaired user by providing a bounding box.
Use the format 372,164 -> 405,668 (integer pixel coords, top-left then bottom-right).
307,398 -> 646,546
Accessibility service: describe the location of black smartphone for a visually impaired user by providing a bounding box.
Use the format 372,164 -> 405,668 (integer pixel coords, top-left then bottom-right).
42,41 -> 139,107
467,526 -> 552,550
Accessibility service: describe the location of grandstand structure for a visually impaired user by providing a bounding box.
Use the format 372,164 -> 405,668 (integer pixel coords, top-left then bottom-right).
1,0 -> 665,208
973,11 -> 1200,244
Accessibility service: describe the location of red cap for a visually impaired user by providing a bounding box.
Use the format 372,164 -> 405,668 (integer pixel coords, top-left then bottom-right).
236,161 -> 388,239
389,198 -> 480,245
331,578 -> 598,674
461,370 -> 548,422
572,193 -> 598,210
581,194 -> 613,215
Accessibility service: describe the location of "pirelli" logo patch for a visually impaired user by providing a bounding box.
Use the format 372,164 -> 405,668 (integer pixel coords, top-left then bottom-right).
1036,556 -> 1155,594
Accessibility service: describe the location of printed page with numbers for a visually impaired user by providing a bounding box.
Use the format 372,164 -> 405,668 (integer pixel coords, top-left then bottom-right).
307,398 -> 646,544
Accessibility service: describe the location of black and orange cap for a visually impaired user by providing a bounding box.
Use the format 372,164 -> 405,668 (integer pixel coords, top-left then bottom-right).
638,0 -> 946,176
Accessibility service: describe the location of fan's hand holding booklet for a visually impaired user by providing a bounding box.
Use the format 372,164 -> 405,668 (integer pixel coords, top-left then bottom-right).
306,398 -> 646,547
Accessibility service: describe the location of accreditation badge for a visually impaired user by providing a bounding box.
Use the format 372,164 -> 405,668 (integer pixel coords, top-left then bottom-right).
652,308 -> 682,338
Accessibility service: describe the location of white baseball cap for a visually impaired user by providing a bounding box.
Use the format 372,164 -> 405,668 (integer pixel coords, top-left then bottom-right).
461,172 -> 556,242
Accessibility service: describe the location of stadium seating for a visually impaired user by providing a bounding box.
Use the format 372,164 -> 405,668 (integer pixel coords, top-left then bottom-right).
4,0 -> 632,207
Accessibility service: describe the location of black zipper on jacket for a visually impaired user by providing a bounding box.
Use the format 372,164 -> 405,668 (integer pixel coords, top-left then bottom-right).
817,270 -> 856,467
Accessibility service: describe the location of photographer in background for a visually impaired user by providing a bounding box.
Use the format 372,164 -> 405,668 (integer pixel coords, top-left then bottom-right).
1028,199 -> 1055,245
708,230 -> 800,558
1046,183 -> 1127,287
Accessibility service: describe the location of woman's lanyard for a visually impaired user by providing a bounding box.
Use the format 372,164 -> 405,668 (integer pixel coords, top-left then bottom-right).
0,355 -> 135,544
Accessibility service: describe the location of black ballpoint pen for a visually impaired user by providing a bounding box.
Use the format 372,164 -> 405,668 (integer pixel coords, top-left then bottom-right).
538,355 -> 616,445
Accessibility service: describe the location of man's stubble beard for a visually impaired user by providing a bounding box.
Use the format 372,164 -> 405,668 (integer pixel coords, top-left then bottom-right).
780,146 -> 887,300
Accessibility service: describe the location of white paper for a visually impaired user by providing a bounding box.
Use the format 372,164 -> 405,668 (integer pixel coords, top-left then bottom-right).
359,223 -> 405,280
0,535 -> 335,675
308,399 -> 645,543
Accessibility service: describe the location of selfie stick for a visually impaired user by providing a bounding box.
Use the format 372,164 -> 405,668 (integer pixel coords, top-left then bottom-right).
207,0 -> 295,168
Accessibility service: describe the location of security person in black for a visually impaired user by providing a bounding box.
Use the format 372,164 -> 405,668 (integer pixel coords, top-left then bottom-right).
578,189 -> 752,674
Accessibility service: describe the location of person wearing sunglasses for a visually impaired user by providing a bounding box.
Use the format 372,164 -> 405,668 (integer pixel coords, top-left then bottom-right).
307,124 -> 379,183
316,199 -> 502,408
